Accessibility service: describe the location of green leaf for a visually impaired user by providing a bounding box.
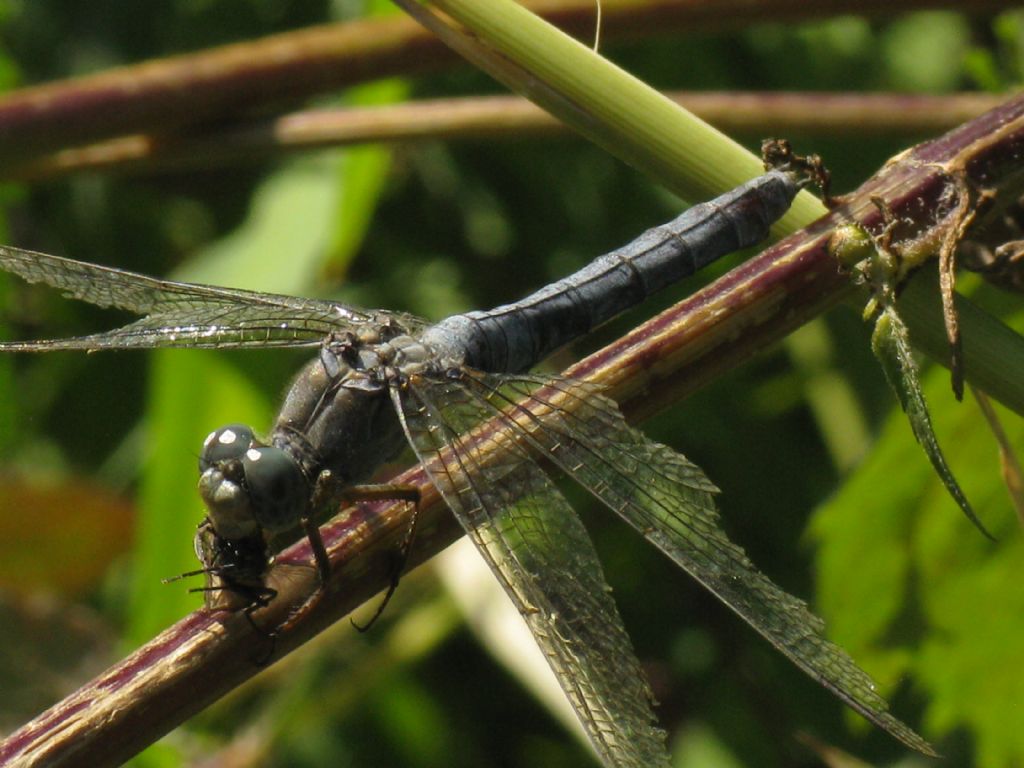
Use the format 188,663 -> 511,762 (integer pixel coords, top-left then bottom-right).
813,343 -> 1023,763
870,305 -> 992,539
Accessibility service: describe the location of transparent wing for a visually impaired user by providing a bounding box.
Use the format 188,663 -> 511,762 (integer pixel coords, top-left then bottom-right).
459,370 -> 934,756
0,244 -> 426,350
393,375 -> 670,768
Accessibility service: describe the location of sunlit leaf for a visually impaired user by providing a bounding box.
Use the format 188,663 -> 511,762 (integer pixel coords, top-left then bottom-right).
813,350 -> 1022,762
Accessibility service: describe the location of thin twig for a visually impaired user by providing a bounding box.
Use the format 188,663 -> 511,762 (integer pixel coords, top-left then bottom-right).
8,92 -> 1005,181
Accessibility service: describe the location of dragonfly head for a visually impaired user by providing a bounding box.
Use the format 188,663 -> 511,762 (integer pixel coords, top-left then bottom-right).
198,424 -> 310,539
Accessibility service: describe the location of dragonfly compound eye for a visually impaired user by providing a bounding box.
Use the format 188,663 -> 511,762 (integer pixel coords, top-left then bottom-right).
239,446 -> 310,534
199,424 -> 257,472
199,424 -> 263,539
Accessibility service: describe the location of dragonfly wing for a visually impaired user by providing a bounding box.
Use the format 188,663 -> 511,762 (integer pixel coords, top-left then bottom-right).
461,371 -> 935,756
0,244 -> 426,350
393,375 -> 670,768
0,309 -> 358,351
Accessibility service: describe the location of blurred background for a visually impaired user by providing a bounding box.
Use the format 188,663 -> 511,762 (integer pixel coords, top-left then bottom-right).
0,2 -> 1022,766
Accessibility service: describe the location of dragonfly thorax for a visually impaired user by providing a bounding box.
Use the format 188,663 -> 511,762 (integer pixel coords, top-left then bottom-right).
198,424 -> 312,540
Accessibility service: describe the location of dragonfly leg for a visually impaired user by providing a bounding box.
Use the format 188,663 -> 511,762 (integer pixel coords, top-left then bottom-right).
234,587 -> 281,665
276,484 -> 421,636
268,515 -> 334,638
343,484 -> 421,632
301,516 -> 332,585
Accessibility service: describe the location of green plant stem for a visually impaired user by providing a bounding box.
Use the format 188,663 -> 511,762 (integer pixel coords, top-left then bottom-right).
400,0 -> 821,227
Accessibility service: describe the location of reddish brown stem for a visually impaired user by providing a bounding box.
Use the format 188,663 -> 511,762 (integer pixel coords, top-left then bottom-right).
3,90 -> 1024,768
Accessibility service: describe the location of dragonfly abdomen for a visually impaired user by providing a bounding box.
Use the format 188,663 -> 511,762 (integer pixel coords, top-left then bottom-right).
421,170 -> 799,373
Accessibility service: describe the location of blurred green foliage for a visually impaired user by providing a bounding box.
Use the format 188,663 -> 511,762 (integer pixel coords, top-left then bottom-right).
0,3 -> 1022,767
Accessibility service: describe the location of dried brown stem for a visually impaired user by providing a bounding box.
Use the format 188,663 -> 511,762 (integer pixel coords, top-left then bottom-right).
10,91 -> 1006,181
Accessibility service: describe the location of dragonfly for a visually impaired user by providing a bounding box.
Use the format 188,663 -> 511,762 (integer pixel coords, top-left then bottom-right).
0,168 -> 932,766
